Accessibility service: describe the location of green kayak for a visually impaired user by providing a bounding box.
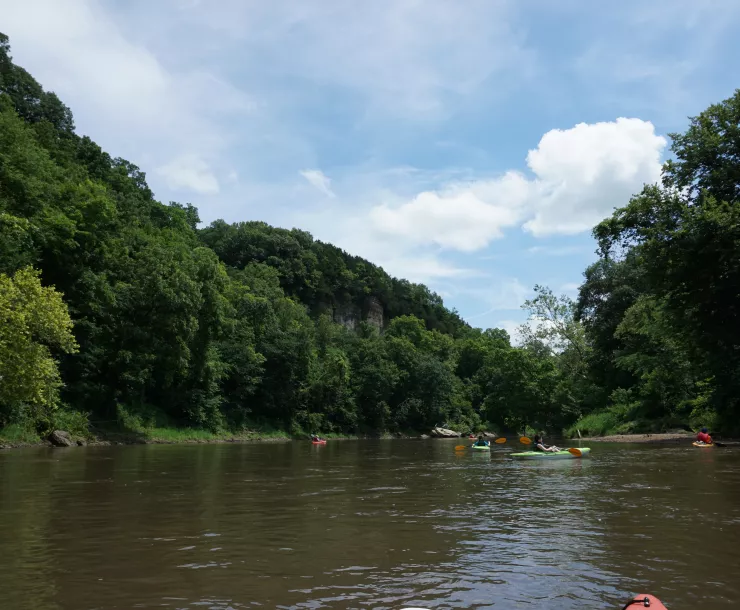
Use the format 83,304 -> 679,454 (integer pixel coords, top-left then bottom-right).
511,448 -> 590,460
471,444 -> 491,451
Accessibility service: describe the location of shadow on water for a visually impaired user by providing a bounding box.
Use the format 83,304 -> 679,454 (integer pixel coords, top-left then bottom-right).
1,439 -> 739,609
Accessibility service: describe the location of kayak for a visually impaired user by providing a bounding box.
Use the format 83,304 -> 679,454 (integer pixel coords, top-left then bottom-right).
511,448 -> 591,460
623,594 -> 668,609
471,444 -> 490,451
403,593 -> 666,609
693,441 -> 714,447
311,440 -> 327,445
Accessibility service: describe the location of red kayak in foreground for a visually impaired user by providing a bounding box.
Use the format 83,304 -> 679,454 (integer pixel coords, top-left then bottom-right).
402,593 -> 668,609
622,594 -> 667,609
311,440 -> 327,445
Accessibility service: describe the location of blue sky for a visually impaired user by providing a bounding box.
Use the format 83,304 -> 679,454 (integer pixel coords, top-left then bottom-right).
3,0 -> 740,336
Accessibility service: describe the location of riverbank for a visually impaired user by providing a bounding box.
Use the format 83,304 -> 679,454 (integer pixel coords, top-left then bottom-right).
0,422 -> 494,450
0,424 -> 420,450
579,432 -> 695,443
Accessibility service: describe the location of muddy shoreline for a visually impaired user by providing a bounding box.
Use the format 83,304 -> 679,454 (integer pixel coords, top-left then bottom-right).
577,432 -> 737,444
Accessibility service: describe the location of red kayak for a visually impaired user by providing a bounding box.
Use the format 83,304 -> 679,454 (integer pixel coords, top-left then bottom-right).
621,594 -> 668,609
311,440 -> 327,445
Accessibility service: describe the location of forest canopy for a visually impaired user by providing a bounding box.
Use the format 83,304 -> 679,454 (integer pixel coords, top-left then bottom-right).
2,31 -> 739,441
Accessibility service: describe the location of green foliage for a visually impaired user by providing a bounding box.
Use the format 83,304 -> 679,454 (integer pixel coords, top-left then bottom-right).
580,89 -> 740,434
0,266 -> 78,426
4,31 -> 739,442
0,423 -> 41,445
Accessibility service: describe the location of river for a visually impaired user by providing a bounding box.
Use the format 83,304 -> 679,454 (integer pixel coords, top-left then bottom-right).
1,439 -> 739,609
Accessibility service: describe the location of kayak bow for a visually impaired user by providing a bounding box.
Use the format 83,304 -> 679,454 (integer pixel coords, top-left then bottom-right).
622,594 -> 668,609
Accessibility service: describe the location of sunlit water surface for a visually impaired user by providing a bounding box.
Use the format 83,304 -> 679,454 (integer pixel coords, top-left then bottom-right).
1,439 -> 739,609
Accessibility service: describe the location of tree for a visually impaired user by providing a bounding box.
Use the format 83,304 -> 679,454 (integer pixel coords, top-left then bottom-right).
0,267 -> 78,424
662,89 -> 740,204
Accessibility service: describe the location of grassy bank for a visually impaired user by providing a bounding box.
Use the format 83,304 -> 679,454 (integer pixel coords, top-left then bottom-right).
564,408 -> 694,439
1,420 -> 411,449
1,404 -> 491,450
577,432 -> 696,443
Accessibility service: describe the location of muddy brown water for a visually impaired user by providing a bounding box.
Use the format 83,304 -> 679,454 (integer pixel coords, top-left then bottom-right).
1,440 -> 739,609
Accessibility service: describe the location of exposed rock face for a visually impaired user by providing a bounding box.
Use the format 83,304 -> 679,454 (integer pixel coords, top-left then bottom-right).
364,296 -> 385,332
430,427 -> 460,438
482,432 -> 498,439
49,430 -> 74,447
332,305 -> 359,331
331,296 -> 386,333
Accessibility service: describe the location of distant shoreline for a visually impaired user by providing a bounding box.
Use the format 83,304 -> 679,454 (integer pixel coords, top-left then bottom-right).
579,432 -> 696,444
0,430 -> 420,450
5,430 -> 736,451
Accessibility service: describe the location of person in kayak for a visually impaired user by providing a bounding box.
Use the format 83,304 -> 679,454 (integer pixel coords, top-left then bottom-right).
474,435 -> 489,447
696,427 -> 712,445
311,434 -> 324,442
533,434 -> 561,452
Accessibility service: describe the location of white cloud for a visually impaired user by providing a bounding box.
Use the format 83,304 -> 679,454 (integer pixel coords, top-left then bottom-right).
369,118 -> 666,249
369,172 -> 530,252
523,118 -> 666,235
182,0 -> 532,118
465,278 -> 532,320
301,212 -> 481,284
0,0 -> 250,192
300,170 -> 336,198
157,155 -> 220,195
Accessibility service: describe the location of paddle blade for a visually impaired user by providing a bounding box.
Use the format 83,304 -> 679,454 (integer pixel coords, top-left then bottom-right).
454,445 -> 466,451
568,448 -> 582,457
495,437 -> 507,444
519,436 -> 532,445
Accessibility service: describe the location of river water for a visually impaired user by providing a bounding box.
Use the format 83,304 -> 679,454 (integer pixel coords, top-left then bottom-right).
1,439 -> 739,609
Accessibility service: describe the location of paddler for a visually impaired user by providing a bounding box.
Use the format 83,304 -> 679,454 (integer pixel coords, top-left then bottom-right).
696,427 -> 712,445
533,434 -> 561,453
474,435 -> 489,447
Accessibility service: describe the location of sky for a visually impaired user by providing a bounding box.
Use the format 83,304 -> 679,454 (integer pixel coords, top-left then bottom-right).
2,0 -> 740,336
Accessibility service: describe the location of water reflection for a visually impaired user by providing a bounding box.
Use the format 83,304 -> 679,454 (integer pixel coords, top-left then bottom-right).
1,440 -> 739,609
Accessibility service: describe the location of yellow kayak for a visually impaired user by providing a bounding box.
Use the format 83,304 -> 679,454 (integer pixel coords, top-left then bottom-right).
692,441 -> 714,447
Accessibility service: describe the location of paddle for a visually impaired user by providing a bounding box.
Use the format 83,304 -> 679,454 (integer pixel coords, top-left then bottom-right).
519,436 -> 582,456
455,437 -> 505,450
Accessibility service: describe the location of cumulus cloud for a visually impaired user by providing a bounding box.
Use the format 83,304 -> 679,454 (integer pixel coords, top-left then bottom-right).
0,0 -> 251,194
157,155 -> 220,195
300,170 -> 336,198
369,172 -> 530,251
370,118 -> 666,249
523,118 -> 666,235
